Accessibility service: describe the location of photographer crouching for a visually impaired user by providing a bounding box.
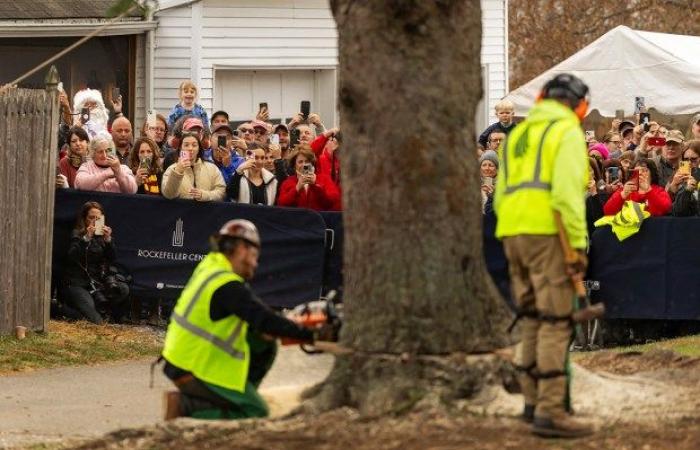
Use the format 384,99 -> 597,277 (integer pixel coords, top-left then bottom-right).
58,201 -> 129,324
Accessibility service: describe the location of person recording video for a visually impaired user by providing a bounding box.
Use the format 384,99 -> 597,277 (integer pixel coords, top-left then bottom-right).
276,146 -> 340,211
57,202 -> 129,324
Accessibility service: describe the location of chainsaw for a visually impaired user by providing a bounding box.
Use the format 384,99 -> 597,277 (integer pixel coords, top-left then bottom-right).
281,290 -> 343,354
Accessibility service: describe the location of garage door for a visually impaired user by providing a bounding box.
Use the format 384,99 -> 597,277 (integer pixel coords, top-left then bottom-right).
214,69 -> 337,126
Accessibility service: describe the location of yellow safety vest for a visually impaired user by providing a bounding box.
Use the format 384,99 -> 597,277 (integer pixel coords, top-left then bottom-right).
495,100 -> 588,243
162,252 -> 250,392
594,200 -> 650,241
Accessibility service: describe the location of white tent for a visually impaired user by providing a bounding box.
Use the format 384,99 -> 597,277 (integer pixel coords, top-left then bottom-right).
505,26 -> 700,117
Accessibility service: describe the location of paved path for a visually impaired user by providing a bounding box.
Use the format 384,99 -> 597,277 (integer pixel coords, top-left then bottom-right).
0,347 -> 333,449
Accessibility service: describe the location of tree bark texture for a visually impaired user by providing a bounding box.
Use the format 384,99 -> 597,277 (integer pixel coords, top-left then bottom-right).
314,1 -> 514,415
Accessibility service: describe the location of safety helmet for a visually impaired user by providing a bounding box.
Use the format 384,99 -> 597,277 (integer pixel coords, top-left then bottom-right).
538,73 -> 590,121
218,219 -> 261,248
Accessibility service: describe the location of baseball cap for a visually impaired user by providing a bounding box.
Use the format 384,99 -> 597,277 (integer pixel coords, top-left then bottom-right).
666,129 -> 685,144
618,120 -> 635,134
274,123 -> 289,134
251,120 -> 269,130
183,117 -> 204,131
212,123 -> 233,135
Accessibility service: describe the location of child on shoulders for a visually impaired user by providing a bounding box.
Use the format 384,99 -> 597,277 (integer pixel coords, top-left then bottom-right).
478,99 -> 517,149
167,80 -> 209,129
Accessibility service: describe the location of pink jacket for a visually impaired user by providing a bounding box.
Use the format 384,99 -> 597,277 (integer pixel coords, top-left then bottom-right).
74,160 -> 138,194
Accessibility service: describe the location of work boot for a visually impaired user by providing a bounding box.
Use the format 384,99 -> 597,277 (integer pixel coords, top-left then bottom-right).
163,390 -> 182,421
521,404 -> 535,423
532,413 -> 594,438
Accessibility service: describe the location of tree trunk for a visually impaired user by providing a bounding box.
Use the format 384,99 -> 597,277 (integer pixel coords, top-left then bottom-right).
309,1 -> 514,416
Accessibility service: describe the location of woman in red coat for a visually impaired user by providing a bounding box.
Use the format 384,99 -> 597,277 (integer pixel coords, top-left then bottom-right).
603,158 -> 671,216
276,146 -> 340,211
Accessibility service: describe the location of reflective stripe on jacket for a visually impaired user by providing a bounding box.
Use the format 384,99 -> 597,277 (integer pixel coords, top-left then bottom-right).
162,252 -> 250,392
494,100 -> 589,249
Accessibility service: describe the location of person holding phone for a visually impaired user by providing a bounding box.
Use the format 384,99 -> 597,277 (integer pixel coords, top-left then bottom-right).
74,132 -> 138,194
208,124 -> 244,184
672,141 -> 700,217
161,133 -> 226,201
661,130 -> 687,194
57,202 -> 129,324
128,137 -> 163,195
226,148 -> 278,205
601,132 -> 623,159
603,158 -> 671,217
276,146 -> 340,211
479,150 -> 498,213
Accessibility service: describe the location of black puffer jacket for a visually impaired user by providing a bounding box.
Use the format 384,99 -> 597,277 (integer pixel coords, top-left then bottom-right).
63,230 -> 116,288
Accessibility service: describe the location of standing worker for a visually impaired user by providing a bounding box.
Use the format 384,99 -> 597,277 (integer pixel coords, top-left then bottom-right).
494,74 -> 593,438
160,219 -> 329,420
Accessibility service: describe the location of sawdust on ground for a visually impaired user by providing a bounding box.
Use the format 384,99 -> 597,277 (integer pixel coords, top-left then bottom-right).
68,352 -> 700,450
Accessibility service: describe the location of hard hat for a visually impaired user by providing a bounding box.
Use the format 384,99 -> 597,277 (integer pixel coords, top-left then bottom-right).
218,219 -> 261,248
539,73 -> 590,121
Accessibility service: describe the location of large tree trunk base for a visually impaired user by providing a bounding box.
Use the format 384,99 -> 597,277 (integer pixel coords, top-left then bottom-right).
299,352 -> 519,417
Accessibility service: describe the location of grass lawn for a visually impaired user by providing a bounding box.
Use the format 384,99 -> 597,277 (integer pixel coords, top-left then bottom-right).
615,334 -> 700,357
0,320 -> 163,374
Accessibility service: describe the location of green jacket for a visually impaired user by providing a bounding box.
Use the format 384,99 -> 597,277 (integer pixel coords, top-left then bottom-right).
494,99 -> 589,249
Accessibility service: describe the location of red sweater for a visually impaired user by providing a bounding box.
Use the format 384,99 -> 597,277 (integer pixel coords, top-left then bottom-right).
310,135 -> 342,210
277,173 -> 341,211
603,185 -> 671,217
58,156 -> 80,188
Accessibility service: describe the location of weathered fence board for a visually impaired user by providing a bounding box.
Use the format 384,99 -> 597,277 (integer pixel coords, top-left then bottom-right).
0,72 -> 59,334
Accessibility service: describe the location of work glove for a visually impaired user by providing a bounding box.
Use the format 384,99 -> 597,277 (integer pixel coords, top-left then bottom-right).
566,249 -> 588,278
312,322 -> 338,343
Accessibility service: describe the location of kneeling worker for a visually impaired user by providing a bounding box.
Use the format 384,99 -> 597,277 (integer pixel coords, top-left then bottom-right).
161,219 -> 322,419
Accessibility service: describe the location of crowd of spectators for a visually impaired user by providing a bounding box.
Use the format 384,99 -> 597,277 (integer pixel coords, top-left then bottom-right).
479,100 -> 700,230
54,80 -> 343,324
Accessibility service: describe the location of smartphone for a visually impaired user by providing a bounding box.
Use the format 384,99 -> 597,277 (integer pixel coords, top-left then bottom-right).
300,100 -> 311,120
245,149 -> 254,160
639,112 -> 651,132
585,130 -> 595,140
291,128 -> 300,146
57,82 -> 64,93
146,109 -> 157,127
629,168 -> 640,188
648,136 -> 666,147
482,176 -> 494,187
94,216 -> 105,236
232,129 -> 240,137
679,160 -> 691,176
270,134 -> 280,145
301,162 -> 315,175
179,150 -> 191,164
80,107 -> 90,124
139,157 -> 151,170
606,167 -> 620,183
112,87 -> 120,100
259,102 -> 268,112
107,147 -> 116,159
217,135 -> 227,148
634,96 -> 645,115
615,109 -> 624,120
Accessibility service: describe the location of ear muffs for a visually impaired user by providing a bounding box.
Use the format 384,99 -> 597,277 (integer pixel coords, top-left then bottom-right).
574,98 -> 589,122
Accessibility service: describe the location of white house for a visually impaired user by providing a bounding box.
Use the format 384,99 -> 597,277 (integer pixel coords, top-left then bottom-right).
149,0 -> 509,129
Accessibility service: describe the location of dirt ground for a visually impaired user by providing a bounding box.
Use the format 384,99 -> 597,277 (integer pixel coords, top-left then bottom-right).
67,349 -> 700,450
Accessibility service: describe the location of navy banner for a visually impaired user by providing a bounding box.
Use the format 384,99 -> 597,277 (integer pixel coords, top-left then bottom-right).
589,218 -> 700,320
53,190 -> 327,308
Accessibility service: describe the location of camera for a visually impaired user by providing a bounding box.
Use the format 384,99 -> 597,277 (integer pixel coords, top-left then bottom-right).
302,163 -> 315,175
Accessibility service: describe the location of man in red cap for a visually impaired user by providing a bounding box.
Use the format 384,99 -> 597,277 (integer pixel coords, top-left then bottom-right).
161,220 -> 326,420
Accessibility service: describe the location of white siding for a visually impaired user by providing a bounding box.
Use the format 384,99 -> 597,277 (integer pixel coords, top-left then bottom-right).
153,5 -> 194,115
481,0 -> 508,123
153,0 -> 507,127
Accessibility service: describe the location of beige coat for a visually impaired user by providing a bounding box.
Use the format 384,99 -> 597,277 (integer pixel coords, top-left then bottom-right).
161,160 -> 226,201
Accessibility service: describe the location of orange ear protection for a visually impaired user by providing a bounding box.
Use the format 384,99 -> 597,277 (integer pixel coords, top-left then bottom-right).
574,98 -> 589,122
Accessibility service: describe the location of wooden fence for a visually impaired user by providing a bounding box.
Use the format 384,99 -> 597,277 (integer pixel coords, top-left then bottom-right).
0,68 -> 60,334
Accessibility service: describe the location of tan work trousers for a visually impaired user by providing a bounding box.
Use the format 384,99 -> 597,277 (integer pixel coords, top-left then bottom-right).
503,235 -> 574,418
